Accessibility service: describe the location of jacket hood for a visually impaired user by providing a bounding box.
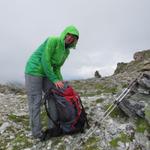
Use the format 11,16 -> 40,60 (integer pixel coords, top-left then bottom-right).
60,25 -> 79,49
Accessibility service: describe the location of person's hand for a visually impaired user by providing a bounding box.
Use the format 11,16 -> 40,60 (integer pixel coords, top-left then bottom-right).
54,81 -> 64,88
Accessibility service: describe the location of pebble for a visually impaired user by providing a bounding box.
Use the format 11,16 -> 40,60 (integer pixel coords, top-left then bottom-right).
0,122 -> 10,134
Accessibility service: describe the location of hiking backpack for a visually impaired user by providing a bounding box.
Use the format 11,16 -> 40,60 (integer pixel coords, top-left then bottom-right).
44,83 -> 89,136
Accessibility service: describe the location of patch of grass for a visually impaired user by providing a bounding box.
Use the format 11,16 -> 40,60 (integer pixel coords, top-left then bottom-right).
41,110 -> 48,128
7,126 -> 16,133
81,93 -> 96,97
8,114 -> 28,124
104,104 -> 127,118
135,118 -> 150,133
8,114 -> 22,122
96,90 -> 102,95
109,138 -> 118,148
122,83 -> 128,88
109,132 -> 131,148
96,98 -> 104,104
0,140 -> 7,150
11,133 -> 33,150
83,136 -> 100,150
95,84 -> 118,94
104,87 -> 118,94
72,82 -> 84,91
8,114 -> 29,130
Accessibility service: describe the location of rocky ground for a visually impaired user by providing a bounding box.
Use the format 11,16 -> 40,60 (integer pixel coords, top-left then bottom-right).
0,78 -> 149,150
0,50 -> 150,150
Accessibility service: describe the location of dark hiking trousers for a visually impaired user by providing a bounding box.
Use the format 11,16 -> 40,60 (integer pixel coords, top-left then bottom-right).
25,74 -> 58,138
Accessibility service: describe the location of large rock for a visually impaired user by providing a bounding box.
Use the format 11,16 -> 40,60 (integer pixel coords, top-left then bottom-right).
94,70 -> 102,78
118,72 -> 150,124
114,62 -> 128,74
134,49 -> 150,61
0,122 -> 10,134
114,49 -> 150,75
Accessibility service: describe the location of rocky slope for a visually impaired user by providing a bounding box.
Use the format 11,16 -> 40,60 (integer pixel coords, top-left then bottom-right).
0,49 -> 150,150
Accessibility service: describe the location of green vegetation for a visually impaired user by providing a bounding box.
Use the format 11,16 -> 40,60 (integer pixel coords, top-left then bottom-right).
122,83 -> 128,88
1,114 -> 32,150
7,110 -> 50,131
71,80 -> 118,97
0,130 -> 33,150
11,133 -> 33,150
76,83 -> 118,97
0,139 -> 8,150
83,136 -> 101,150
135,118 -> 150,133
41,109 -> 48,128
8,114 -> 29,129
109,132 -> 131,148
94,84 -> 118,94
104,104 -> 127,118
7,126 -> 17,133
96,98 -> 104,104
80,92 -> 96,97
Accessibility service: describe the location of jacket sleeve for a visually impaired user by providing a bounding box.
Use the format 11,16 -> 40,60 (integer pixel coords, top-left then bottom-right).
53,49 -> 70,81
53,66 -> 63,81
41,37 -> 59,83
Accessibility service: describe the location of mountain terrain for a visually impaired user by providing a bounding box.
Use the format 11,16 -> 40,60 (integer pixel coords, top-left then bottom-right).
0,49 -> 150,150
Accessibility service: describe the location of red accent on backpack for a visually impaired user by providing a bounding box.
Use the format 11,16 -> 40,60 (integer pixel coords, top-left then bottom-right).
58,86 -> 82,129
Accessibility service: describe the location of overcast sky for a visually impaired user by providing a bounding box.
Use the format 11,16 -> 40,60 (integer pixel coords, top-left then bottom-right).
0,0 -> 150,84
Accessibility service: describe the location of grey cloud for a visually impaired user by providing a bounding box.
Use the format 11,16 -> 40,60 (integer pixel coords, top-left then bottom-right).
0,0 -> 150,83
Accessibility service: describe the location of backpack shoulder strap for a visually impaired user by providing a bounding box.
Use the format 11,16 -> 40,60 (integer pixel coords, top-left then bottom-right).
44,92 -> 60,128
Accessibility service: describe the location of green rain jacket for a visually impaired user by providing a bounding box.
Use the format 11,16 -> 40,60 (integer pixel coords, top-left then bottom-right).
25,25 -> 79,83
